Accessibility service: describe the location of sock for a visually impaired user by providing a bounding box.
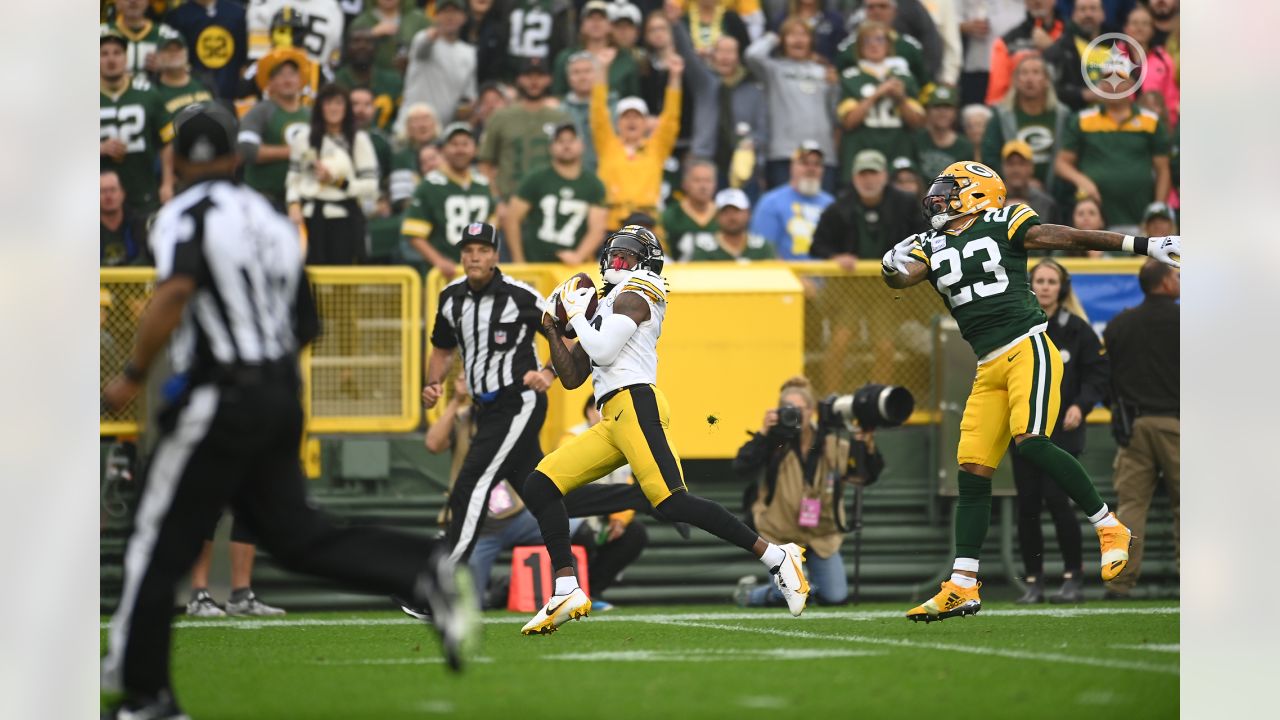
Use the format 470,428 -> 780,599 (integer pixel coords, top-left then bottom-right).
955,471 -> 992,559
1016,436 -> 1106,516
229,587 -> 252,603
760,543 -> 786,570
1088,503 -> 1120,528
554,576 -> 580,596
950,573 -> 978,589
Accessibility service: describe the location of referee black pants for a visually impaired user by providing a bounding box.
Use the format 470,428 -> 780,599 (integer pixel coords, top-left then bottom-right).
102,379 -> 441,699
446,388 -> 547,563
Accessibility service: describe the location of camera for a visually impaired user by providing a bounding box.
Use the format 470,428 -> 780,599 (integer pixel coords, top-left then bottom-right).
819,384 -> 915,431
768,403 -> 805,441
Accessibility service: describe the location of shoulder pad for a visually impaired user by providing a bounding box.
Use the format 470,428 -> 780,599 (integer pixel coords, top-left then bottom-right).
841,66 -> 861,79
620,271 -> 668,305
425,170 -> 448,186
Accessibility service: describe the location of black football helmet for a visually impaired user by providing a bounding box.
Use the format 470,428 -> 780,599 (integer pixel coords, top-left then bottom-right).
600,224 -> 664,286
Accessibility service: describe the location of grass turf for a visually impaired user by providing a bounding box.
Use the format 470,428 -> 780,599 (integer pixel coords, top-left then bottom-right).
101,602 -> 1178,719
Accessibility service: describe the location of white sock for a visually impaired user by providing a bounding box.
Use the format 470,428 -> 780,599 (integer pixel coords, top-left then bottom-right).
950,558 -> 979,588
760,544 -> 786,570
1089,504 -> 1120,528
950,573 -> 978,588
554,576 -> 580,596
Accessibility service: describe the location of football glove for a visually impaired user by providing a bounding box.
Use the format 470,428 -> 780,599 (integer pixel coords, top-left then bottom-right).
1146,235 -> 1180,269
882,235 -> 922,276
561,286 -> 595,321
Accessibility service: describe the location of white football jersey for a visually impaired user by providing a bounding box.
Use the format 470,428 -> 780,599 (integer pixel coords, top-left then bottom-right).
590,269 -> 668,399
247,0 -> 345,67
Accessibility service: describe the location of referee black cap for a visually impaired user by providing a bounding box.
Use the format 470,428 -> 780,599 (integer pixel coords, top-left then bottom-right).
173,102 -> 238,162
459,222 -> 500,251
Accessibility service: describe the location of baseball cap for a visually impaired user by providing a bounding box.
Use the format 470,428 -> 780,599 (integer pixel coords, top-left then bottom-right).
100,28 -> 129,50
925,84 -> 958,107
610,2 -> 642,24
516,55 -> 551,76
793,139 -> 824,159
714,188 -> 751,211
852,149 -> 887,174
436,0 -> 467,12
616,96 -> 650,117
159,30 -> 187,49
621,211 -> 656,229
1142,201 -> 1176,223
548,120 -> 579,139
1001,139 -> 1034,161
439,121 -> 475,144
891,155 -> 917,174
458,222 -> 500,250
172,102 -> 238,162
582,0 -> 611,18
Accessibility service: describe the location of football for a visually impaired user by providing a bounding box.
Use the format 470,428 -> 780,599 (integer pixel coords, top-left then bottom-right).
555,272 -> 599,338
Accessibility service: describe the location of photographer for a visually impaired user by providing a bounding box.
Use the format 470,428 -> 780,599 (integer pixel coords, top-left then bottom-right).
732,377 -> 884,607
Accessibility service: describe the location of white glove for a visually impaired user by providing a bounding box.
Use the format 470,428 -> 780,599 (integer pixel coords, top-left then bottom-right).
545,280 -> 569,310
1147,235 -> 1180,268
561,286 -> 595,321
883,235 -> 922,275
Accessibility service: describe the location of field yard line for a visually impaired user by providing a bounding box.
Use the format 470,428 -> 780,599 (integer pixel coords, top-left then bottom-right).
1110,644 -> 1180,653
101,606 -> 1178,630
657,620 -> 1180,676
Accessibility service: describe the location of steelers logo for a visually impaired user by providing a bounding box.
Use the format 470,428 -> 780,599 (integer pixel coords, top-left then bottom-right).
196,26 -> 235,70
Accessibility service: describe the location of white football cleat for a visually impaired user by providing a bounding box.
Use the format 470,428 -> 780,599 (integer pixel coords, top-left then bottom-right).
770,543 -> 810,617
520,588 -> 592,635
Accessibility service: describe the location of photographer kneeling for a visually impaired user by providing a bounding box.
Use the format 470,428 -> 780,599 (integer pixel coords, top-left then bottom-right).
733,377 -> 886,607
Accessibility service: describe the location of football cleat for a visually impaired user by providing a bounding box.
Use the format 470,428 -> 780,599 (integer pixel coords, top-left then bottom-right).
907,580 -> 982,623
1097,515 -> 1133,581
521,588 -> 592,635
225,592 -> 285,617
769,543 -> 810,617
185,590 -> 226,618
415,550 -> 482,672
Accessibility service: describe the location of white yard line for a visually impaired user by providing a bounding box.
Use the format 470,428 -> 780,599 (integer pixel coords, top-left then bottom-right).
1110,644 -> 1181,653
543,648 -> 886,662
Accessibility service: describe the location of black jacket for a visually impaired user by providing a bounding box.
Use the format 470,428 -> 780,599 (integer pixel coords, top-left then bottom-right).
810,185 -> 925,261
734,428 -> 884,522
1045,309 -> 1110,454
1103,295 -> 1179,416
1043,22 -> 1096,112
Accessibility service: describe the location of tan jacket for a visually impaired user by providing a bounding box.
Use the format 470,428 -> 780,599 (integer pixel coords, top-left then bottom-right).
751,432 -> 851,559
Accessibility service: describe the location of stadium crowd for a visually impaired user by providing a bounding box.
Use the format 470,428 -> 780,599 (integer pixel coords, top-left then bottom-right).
101,0 -> 1181,271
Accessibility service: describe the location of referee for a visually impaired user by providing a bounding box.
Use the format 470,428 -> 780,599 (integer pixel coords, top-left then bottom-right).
423,223 -> 557,562
100,103 -> 479,720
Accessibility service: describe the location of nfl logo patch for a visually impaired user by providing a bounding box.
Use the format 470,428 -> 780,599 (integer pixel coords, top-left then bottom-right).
495,330 -> 508,344
468,223 -> 484,236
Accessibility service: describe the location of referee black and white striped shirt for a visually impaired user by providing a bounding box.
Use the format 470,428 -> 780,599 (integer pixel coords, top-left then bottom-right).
150,178 -> 318,381
431,269 -> 547,400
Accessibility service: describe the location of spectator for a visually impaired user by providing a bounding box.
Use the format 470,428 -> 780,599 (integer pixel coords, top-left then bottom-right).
238,55 -> 312,210
389,103 -> 440,208
553,2 -> 641,99
1054,72 -> 1171,233
957,0 -> 1028,106
100,170 -> 151,267
402,0 -> 476,129
1042,0 -> 1107,112
348,0 -> 430,74
921,0 -> 963,86
100,30 -> 168,216
479,56 -> 573,201
1012,260 -> 1109,604
1141,201 -> 1177,237
399,123 -> 495,278
746,20 -> 838,192
349,86 -> 394,187
839,0 -> 935,90
152,34 -> 214,204
419,144 -> 443,177
960,102 -> 993,160
661,159 -> 719,261
836,20 -> 925,187
504,122 -> 608,264
915,84 -> 973,180
246,0 -> 345,70
1001,139 -> 1058,223
286,84 -> 380,265
164,0 -> 248,101
891,156 -> 924,199
592,52 -> 685,229
1146,0 -> 1178,48
674,0 -> 766,42
690,189 -> 776,261
772,0 -> 847,63
733,376 -> 883,607
505,0 -> 574,71
1124,3 -> 1179,127
185,518 -> 286,617
681,0 -> 752,59
636,10 -> 675,118
985,0 -> 1064,105
1102,259 -> 1179,599
462,0 -> 513,85
749,140 -> 833,260
101,0 -> 184,77
981,54 -> 1070,187
811,149 -> 922,271
611,3 -> 645,53
559,52 -> 606,173
672,20 -> 768,192
334,29 -> 405,131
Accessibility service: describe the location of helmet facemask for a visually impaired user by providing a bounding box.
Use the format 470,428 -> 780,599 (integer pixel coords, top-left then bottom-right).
923,175 -> 994,230
601,236 -> 645,286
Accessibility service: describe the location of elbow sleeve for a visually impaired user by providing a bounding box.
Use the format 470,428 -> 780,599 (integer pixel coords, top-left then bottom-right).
569,313 -> 637,366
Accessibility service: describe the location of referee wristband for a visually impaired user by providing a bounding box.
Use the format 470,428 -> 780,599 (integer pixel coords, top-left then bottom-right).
1122,235 -> 1150,256
123,361 -> 147,383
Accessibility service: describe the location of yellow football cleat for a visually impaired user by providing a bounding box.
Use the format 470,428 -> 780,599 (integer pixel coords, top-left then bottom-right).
520,588 -> 592,636
906,580 -> 982,623
1097,515 -> 1133,582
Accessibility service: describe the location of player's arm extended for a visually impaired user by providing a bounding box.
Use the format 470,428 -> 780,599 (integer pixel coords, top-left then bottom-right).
542,314 -> 593,389
882,259 -> 930,289
1024,225 -> 1181,267
568,292 -> 650,367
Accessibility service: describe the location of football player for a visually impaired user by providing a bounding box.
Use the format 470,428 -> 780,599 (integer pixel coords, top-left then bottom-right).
518,226 -> 811,635
881,161 -> 1180,622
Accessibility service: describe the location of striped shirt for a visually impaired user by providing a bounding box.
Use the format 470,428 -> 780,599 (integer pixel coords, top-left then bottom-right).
431,269 -> 547,397
150,179 -> 317,379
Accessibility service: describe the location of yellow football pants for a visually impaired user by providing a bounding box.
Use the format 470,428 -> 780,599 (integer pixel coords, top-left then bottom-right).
957,332 -> 1063,468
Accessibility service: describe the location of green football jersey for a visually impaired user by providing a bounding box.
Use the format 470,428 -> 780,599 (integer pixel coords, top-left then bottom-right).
401,169 -> 495,263
689,233 -> 777,262
837,63 -> 921,179
661,201 -> 718,262
102,20 -> 183,77
241,100 -> 311,206
334,65 -> 404,130
911,203 -> 1046,359
915,130 -> 974,183
100,74 -> 167,213
154,76 -> 214,129
515,166 -> 605,262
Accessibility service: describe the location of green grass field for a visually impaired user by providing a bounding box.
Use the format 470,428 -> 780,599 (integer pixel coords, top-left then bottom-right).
101,602 -> 1178,719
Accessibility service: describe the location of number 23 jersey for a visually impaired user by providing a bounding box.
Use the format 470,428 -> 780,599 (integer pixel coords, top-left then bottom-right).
909,204 -> 1046,361
591,270 -> 668,399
